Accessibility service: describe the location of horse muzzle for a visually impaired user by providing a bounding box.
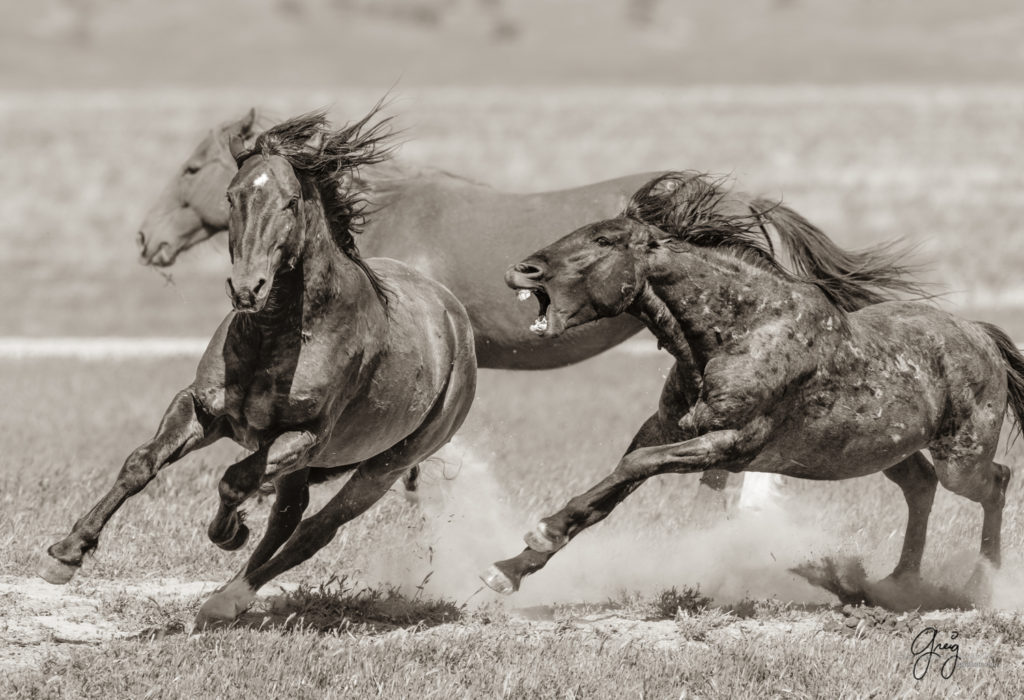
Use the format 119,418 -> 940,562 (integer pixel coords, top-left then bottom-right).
226,276 -> 269,312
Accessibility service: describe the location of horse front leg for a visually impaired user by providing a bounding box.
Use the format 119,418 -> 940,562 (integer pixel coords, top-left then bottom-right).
484,421 -> 769,594
40,388 -> 219,584
207,430 -> 316,550
483,411 -> 668,593
194,455 -> 405,628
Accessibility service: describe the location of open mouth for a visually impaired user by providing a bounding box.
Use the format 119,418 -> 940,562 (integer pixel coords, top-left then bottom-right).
515,287 -> 551,335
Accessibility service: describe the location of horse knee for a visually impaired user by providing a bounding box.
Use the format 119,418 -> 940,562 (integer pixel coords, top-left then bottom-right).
117,447 -> 160,490
218,476 -> 248,506
937,462 -> 1006,505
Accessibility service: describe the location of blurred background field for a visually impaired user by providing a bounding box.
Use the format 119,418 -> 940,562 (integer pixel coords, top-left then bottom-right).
1,0 -> 1023,338
2,86 -> 1024,338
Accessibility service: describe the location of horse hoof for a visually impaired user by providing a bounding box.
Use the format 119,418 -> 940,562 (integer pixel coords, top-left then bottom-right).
480,565 -> 518,595
524,522 -> 564,553
192,609 -> 232,633
212,523 -> 249,551
37,555 -> 79,585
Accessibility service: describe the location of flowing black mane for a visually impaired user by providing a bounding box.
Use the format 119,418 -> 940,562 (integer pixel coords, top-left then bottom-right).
623,171 -> 785,273
239,106 -> 395,305
623,171 -> 927,313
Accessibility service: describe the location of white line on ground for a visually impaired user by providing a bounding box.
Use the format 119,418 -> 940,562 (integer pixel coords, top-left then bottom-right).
0,337 -> 209,360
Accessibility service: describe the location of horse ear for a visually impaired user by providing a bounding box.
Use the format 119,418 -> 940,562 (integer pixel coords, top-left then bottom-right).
227,108 -> 259,161
228,131 -> 248,161
304,129 -> 325,154
239,107 -> 257,136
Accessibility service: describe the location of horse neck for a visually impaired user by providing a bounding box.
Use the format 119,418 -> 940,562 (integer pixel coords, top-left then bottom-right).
303,206 -> 386,322
640,247 -> 809,369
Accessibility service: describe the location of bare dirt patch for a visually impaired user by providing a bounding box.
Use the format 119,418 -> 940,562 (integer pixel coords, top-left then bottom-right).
0,576 -> 221,669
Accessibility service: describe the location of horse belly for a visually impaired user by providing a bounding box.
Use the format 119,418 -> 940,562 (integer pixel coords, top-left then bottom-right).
759,394 -> 936,479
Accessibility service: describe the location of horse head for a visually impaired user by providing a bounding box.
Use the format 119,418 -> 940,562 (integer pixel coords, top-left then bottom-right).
137,108 -> 263,266
506,216 -> 652,338
224,108 -> 392,313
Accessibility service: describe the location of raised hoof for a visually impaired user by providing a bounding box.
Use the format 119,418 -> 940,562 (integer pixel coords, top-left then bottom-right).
37,555 -> 79,585
211,523 -> 249,552
480,565 -> 518,595
524,522 -> 565,553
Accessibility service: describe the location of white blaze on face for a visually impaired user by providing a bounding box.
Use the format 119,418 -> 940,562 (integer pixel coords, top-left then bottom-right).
252,172 -> 269,188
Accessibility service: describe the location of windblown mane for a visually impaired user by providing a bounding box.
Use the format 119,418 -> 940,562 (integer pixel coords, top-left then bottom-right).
623,171 -> 926,312
239,105 -> 395,305
623,171 -> 788,274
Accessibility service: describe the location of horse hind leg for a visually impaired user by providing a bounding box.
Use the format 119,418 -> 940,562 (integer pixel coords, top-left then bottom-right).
930,416 -> 1009,572
980,462 -> 1011,566
881,452 -> 938,580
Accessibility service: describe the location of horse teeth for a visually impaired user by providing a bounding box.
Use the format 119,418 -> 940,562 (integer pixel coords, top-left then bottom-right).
517,289 -> 532,302
530,316 -> 548,334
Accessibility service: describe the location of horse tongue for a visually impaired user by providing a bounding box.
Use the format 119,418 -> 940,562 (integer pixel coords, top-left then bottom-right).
530,316 -> 548,334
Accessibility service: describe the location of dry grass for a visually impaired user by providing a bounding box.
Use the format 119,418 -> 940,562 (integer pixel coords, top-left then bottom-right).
3,348 -> 1024,695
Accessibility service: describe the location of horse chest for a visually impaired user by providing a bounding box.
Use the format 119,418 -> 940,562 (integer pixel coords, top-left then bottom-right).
206,343 -> 334,432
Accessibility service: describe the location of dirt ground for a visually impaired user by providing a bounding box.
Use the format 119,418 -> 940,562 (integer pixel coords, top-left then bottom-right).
2,572 -> 1017,672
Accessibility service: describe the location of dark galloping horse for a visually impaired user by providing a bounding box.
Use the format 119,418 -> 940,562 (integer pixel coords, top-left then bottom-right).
485,172 -> 1023,595
40,109 -> 477,626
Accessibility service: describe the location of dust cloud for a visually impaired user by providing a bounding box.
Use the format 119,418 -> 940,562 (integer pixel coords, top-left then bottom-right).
363,440 -> 843,607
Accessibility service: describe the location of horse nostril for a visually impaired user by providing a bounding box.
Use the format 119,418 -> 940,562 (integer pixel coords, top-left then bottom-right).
515,262 -> 545,279
137,231 -> 147,251
253,278 -> 266,296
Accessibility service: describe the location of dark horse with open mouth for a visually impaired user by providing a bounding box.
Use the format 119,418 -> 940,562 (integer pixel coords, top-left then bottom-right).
484,172 -> 1024,595
39,108 -> 477,627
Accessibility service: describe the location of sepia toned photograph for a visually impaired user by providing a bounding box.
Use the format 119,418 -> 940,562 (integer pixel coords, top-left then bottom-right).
2,1 -> 1024,697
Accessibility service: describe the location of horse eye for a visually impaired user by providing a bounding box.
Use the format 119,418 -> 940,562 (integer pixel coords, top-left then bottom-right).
595,236 -> 613,247
286,197 -> 299,212
184,164 -> 201,175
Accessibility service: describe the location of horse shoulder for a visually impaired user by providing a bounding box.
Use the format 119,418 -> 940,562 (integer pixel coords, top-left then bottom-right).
193,314 -> 256,417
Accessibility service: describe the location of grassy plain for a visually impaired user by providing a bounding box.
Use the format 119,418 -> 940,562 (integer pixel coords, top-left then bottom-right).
3,86 -> 1024,696
3,350 -> 1024,696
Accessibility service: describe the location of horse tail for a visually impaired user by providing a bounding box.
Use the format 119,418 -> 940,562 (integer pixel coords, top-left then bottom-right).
978,322 -> 1024,440
750,198 -> 927,313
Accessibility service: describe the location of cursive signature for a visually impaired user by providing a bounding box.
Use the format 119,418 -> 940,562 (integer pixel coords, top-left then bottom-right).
910,627 -> 960,680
